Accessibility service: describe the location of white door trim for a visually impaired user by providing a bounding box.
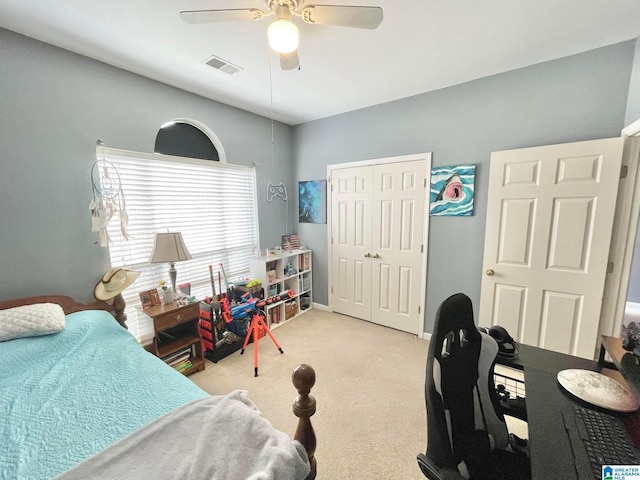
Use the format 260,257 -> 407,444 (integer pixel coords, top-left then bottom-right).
622,118 -> 640,137
601,122 -> 640,342
327,152 -> 431,338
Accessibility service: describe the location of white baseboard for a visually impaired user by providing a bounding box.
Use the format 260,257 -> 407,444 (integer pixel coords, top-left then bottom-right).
312,302 -> 331,312
310,304 -> 432,341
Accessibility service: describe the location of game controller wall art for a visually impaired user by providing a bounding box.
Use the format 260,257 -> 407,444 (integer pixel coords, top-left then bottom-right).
267,182 -> 288,202
298,180 -> 327,224
429,164 -> 476,216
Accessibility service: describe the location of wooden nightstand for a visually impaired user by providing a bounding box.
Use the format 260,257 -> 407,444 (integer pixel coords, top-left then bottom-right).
144,300 -> 205,376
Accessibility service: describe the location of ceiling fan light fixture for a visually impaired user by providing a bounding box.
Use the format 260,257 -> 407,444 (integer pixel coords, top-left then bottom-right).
268,18 -> 299,53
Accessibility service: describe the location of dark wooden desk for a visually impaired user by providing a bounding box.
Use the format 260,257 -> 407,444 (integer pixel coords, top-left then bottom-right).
512,347 -> 599,480
496,343 -> 598,373
497,338 -> 640,479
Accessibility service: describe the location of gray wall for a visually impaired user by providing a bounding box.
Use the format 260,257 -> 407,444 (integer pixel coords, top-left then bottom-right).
625,37 -> 640,127
0,28 -> 295,304
628,226 -> 640,304
1,26 -> 637,333
294,40 -> 636,333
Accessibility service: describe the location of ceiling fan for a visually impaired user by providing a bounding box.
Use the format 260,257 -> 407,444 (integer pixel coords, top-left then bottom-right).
180,0 -> 383,70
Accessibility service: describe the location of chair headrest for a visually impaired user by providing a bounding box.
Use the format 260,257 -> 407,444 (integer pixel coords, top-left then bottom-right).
432,293 -> 481,359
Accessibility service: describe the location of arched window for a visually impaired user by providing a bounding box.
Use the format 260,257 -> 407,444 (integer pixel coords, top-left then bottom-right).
154,118 -> 227,163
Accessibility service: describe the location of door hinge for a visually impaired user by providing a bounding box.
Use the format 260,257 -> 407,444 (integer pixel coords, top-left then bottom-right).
331,286 -> 333,294
621,165 -> 629,179
421,244 -> 424,253
418,305 -> 421,314
607,261 -> 614,274
424,178 -> 427,188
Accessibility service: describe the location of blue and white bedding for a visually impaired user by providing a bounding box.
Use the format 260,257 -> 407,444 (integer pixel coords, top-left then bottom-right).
0,310 -> 209,479
57,391 -> 311,480
0,309 -> 310,480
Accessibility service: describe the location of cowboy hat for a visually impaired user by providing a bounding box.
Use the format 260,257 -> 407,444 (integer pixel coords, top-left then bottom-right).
94,268 -> 140,301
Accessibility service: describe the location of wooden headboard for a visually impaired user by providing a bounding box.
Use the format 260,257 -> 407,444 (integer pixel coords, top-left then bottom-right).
0,295 -> 125,327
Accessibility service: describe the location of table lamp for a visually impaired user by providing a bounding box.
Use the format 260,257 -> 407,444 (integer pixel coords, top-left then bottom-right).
148,232 -> 192,299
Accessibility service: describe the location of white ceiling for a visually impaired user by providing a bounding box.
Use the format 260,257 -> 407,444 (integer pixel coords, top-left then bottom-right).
2,0 -> 640,126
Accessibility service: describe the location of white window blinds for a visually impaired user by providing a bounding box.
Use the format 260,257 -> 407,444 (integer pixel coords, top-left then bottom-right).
102,147 -> 259,344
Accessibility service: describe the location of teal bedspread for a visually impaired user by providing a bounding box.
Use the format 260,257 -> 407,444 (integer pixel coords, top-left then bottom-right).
0,310 -> 208,480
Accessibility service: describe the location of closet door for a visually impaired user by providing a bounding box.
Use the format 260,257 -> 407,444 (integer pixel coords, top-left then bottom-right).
371,160 -> 427,332
330,158 -> 427,334
331,166 -> 374,320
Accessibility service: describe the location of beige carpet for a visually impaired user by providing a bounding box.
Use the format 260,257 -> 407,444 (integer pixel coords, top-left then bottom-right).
190,308 -> 527,479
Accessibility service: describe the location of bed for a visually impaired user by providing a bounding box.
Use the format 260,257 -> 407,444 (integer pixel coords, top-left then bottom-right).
0,295 -> 317,480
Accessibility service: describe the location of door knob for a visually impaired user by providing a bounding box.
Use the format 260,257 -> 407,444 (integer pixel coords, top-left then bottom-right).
364,252 -> 371,258
373,253 -> 380,259
485,269 -> 494,276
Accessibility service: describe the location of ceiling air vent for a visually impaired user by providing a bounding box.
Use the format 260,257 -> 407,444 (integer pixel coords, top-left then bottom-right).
203,54 -> 243,75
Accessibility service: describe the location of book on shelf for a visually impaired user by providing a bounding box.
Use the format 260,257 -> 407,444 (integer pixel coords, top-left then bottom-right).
269,306 -> 280,325
298,252 -> 310,271
168,353 -> 191,366
162,346 -> 193,365
172,359 -> 193,372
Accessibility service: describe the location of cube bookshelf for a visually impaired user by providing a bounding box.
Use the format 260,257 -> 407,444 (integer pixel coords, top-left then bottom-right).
250,249 -> 313,329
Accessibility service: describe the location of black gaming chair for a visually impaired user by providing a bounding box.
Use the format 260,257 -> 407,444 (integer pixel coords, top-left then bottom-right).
417,293 -> 530,480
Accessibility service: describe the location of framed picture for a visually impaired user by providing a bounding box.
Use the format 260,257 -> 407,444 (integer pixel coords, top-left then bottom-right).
139,288 -> 160,308
429,164 -> 476,216
298,180 -> 327,224
139,290 -> 152,308
149,288 -> 160,305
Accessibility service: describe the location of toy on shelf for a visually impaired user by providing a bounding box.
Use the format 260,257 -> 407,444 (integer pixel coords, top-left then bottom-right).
283,261 -> 298,277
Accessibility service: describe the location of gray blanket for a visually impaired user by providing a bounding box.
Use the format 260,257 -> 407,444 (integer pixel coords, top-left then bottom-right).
56,390 -> 310,480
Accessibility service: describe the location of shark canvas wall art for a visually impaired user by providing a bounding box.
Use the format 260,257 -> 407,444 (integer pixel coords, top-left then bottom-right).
430,164 -> 476,216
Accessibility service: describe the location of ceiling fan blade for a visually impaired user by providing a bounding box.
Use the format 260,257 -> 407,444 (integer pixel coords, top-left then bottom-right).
301,5 -> 383,29
180,9 -> 266,24
280,50 -> 300,70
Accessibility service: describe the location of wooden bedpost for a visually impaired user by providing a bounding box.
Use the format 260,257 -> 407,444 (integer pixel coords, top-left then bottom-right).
292,364 -> 317,480
110,293 -> 128,329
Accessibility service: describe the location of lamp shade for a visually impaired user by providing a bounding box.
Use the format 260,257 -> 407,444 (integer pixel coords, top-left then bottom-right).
149,232 -> 192,263
268,19 -> 299,53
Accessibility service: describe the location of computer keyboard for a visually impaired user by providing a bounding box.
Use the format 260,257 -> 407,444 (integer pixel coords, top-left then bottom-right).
562,404 -> 640,480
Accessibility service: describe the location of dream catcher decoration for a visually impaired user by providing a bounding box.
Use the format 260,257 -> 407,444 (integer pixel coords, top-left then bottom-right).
89,141 -> 131,246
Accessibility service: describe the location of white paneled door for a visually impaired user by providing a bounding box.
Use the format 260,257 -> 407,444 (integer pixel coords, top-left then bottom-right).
331,165 -> 373,321
330,156 -> 428,334
479,137 -> 626,359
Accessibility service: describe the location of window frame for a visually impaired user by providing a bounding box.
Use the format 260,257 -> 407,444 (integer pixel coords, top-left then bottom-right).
98,146 -> 260,344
